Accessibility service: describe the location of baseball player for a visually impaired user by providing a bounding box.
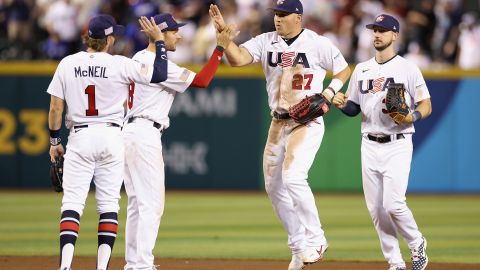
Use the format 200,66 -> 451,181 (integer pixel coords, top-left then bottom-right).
47,15 -> 168,270
122,13 -> 234,270
209,1 -> 351,270
333,14 -> 432,270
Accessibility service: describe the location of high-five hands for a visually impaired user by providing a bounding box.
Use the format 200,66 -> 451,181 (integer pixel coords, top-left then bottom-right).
216,24 -> 239,50
209,4 -> 227,32
138,16 -> 164,42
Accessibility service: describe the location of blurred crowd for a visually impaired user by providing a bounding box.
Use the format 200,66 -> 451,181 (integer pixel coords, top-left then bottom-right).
1,0 -> 479,69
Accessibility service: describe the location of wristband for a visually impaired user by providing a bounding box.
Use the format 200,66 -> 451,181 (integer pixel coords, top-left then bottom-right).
327,78 -> 344,93
50,129 -> 60,138
215,45 -> 225,52
323,87 -> 336,97
50,137 -> 61,146
412,111 -> 422,122
50,129 -> 61,146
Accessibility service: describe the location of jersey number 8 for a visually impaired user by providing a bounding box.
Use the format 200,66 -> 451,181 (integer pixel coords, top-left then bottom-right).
128,81 -> 135,109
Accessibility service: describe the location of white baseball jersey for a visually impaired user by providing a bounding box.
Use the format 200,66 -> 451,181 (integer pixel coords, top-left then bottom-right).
346,55 -> 430,135
47,51 -> 155,128
241,29 -> 348,112
124,50 -> 196,129
245,28 -> 348,257
352,55 -> 429,267
123,50 -> 195,269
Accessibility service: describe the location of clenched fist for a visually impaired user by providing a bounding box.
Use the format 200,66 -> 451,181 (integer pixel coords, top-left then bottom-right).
333,92 -> 348,109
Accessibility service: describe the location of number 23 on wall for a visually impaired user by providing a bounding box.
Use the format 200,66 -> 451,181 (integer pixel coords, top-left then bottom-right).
0,109 -> 48,156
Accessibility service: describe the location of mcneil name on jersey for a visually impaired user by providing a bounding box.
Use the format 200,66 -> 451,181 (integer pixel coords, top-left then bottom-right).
74,66 -> 108,78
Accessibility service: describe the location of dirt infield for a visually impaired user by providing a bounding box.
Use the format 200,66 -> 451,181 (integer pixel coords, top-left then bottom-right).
1,256 -> 478,270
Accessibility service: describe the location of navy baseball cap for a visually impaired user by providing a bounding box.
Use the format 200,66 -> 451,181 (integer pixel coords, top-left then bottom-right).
88,14 -> 125,39
268,0 -> 303,15
153,13 -> 187,32
366,14 -> 400,33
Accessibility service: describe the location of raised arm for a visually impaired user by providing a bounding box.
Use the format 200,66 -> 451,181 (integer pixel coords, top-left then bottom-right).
209,4 -> 253,67
190,25 -> 235,88
138,16 -> 167,83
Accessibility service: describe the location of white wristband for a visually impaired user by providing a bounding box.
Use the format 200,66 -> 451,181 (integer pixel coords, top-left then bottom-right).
326,78 -> 344,93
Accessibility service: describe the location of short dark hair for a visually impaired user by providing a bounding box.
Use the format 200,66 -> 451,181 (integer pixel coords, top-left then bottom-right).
83,35 -> 108,52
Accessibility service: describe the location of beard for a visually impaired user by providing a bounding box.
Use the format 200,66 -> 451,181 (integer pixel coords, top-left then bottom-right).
374,39 -> 393,51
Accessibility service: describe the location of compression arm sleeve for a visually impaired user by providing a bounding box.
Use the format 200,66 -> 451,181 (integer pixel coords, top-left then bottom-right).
341,100 -> 361,117
190,46 -> 224,88
150,41 -> 168,83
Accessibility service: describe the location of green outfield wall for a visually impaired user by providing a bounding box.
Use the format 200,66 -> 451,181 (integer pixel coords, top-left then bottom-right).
0,62 -> 479,192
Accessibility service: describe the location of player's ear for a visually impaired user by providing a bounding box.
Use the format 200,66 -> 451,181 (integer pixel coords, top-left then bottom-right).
296,14 -> 302,24
104,35 -> 114,51
392,32 -> 398,41
107,35 -> 115,45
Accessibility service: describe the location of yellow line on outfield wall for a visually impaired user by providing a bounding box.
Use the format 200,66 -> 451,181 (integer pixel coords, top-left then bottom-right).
0,61 -> 480,79
0,61 -> 266,78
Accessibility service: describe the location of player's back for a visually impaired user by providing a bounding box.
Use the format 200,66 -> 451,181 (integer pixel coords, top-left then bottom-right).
54,51 -> 130,128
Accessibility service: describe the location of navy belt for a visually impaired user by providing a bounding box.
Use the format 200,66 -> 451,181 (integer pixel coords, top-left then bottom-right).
367,134 -> 405,143
272,111 -> 291,120
127,117 -> 163,131
73,122 -> 120,130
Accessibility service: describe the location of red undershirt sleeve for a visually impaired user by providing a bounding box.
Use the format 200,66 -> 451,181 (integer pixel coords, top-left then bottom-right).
190,46 -> 224,88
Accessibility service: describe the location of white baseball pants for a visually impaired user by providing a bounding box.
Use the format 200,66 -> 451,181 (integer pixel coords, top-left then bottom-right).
123,119 -> 165,270
263,118 -> 327,254
61,125 -> 124,216
361,134 -> 423,266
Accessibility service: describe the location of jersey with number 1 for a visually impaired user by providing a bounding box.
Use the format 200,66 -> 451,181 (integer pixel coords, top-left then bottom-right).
240,28 -> 348,112
346,55 -> 430,135
46,51 -> 155,128
124,50 -> 196,129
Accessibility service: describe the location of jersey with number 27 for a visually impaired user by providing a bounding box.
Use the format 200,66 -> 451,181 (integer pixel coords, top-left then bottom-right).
46,51 -> 154,128
241,28 -> 348,112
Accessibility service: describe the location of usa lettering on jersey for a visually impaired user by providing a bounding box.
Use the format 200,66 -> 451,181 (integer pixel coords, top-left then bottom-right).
359,77 -> 395,94
267,51 -> 310,68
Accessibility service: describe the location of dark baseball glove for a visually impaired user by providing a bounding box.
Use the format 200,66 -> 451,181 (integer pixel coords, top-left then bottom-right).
385,83 -> 409,124
288,94 -> 331,125
50,156 -> 64,192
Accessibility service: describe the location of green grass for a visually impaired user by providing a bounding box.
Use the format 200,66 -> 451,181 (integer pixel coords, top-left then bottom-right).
0,191 -> 479,264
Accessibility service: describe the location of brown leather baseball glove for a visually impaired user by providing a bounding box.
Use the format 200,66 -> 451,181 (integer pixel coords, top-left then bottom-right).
50,156 -> 64,192
288,94 -> 331,125
385,83 -> 410,124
